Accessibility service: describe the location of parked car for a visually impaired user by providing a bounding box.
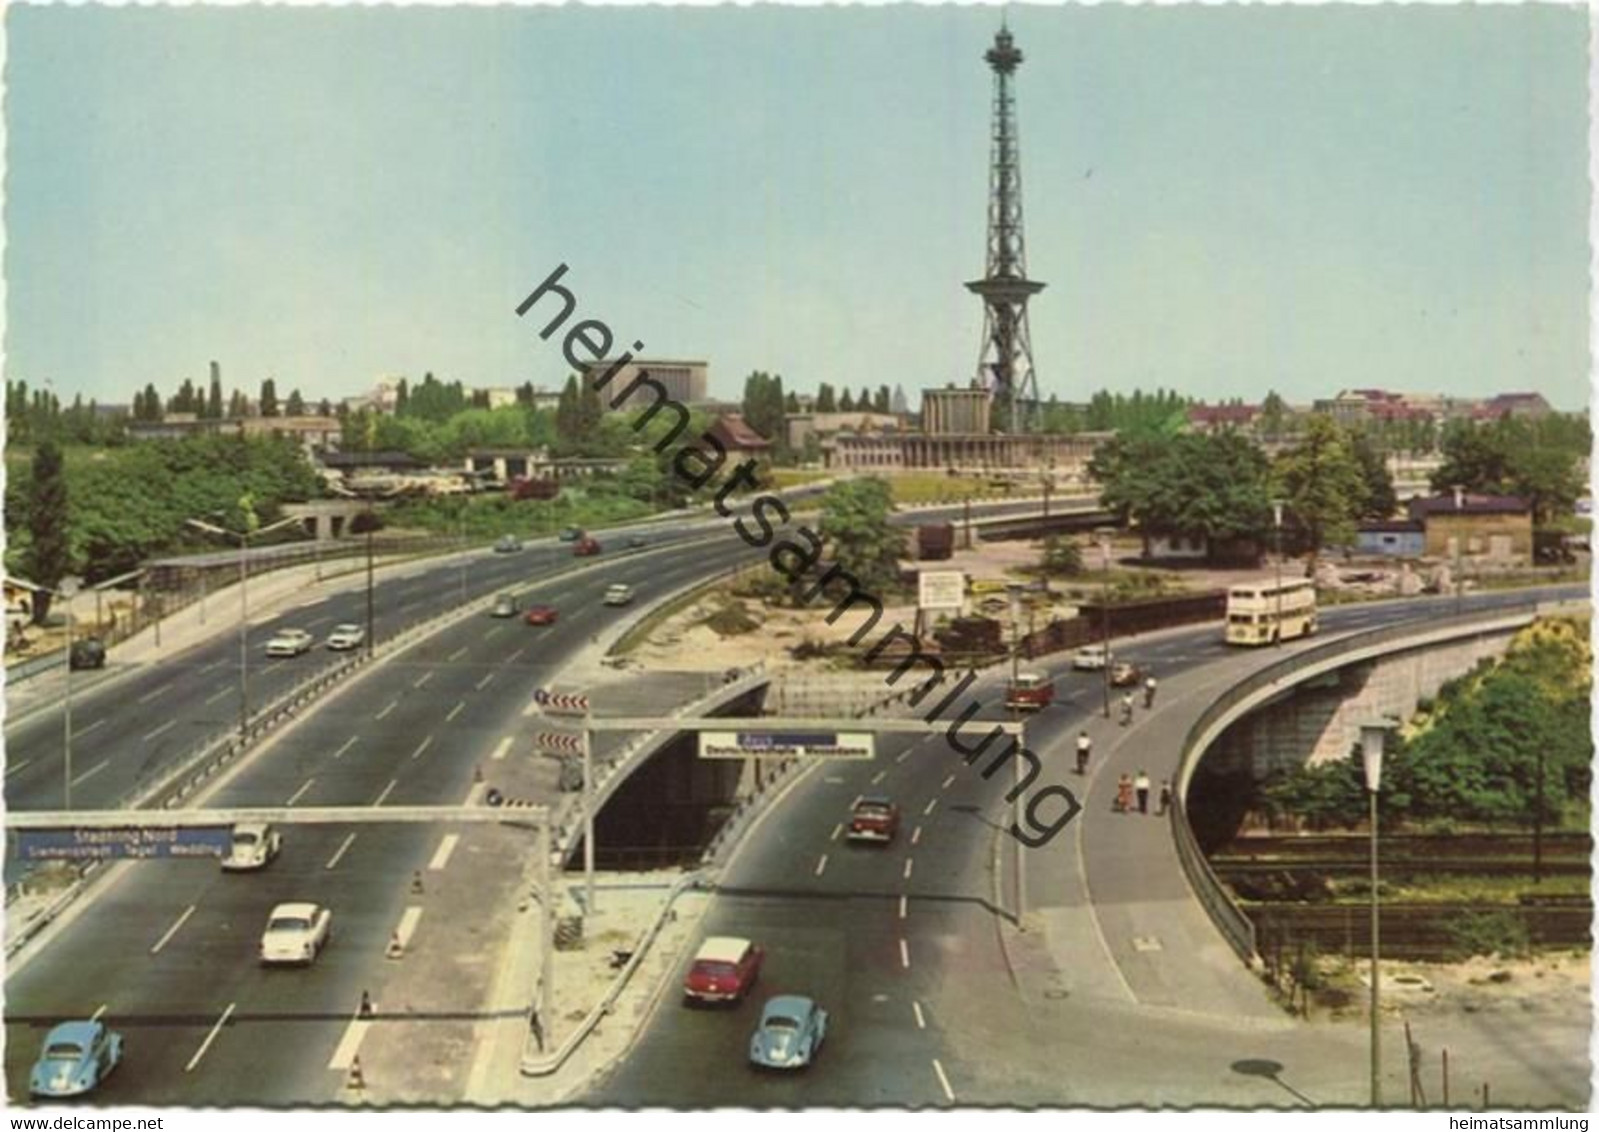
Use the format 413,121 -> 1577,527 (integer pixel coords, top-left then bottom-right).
1110,661 -> 1145,688
626,534 -> 649,549
603,584 -> 635,606
1071,644 -> 1110,671
748,995 -> 828,1070
325,623 -> 365,651
1004,671 -> 1055,712
259,902 -> 332,966
265,629 -> 314,657
68,637 -> 107,670
524,604 -> 559,626
222,822 -> 282,872
573,536 -> 602,557
29,1020 -> 122,1099
847,796 -> 900,844
494,535 -> 523,554
683,936 -> 765,1005
559,526 -> 584,542
490,593 -> 519,618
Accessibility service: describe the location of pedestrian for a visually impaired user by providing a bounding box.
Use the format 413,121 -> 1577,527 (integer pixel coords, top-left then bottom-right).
1135,769 -> 1151,814
1116,773 -> 1134,814
1119,692 -> 1135,727
1158,779 -> 1173,815
529,1007 -> 546,1053
1075,730 -> 1092,776
1143,673 -> 1158,709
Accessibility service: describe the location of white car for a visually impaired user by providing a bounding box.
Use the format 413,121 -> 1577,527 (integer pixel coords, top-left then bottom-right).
222,822 -> 282,872
259,902 -> 332,966
265,629 -> 314,658
325,623 -> 365,651
1071,644 -> 1110,671
603,584 -> 635,607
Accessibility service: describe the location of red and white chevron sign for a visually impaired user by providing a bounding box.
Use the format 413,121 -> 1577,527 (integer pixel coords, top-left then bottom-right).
533,688 -> 590,716
534,731 -> 583,755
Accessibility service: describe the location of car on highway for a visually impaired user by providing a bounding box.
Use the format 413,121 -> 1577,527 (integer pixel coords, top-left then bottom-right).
1004,670 -> 1055,712
259,902 -> 333,966
68,636 -> 107,670
29,1019 -> 123,1099
325,623 -> 365,651
490,593 -> 520,618
748,995 -> 828,1070
573,536 -> 602,557
559,526 -> 584,542
222,822 -> 282,872
1071,644 -> 1110,671
494,535 -> 523,553
524,604 -> 559,626
265,629 -> 315,657
682,936 -> 765,1005
603,584 -> 635,606
1110,661 -> 1145,687
626,534 -> 649,549
847,796 -> 900,844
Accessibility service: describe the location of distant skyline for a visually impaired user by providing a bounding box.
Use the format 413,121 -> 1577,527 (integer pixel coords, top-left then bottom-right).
5,6 -> 1592,412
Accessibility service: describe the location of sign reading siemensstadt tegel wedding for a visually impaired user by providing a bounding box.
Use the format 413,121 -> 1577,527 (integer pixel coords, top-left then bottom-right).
18,826 -> 234,862
698,731 -> 875,761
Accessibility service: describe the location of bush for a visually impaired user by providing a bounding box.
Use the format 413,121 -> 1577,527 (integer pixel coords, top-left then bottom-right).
1445,910 -> 1531,960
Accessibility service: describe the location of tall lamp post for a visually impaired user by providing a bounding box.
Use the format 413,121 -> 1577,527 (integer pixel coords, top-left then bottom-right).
1451,485 -> 1465,616
58,575 -> 82,808
1005,582 -> 1028,924
1359,718 -> 1397,1108
1097,530 -> 1113,719
1272,499 -> 1286,647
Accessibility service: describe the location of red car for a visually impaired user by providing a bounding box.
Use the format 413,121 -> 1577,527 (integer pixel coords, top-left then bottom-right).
683,936 -> 764,1005
573,536 -> 602,557
524,605 -> 559,626
847,796 -> 901,844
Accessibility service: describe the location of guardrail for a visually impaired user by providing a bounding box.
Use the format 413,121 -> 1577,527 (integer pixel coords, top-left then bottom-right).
1167,598 -> 1550,966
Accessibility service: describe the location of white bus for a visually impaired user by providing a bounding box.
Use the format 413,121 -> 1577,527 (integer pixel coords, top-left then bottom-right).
1225,578 -> 1317,646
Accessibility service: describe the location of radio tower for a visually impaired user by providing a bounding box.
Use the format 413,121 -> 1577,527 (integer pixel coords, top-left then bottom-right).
966,21 -> 1045,435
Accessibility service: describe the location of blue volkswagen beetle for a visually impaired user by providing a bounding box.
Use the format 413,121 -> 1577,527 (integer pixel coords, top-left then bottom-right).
748,995 -> 828,1070
30,1020 -> 122,1099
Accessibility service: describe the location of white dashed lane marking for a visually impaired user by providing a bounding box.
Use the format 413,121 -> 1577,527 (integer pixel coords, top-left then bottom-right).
76,718 -> 106,736
429,834 -> 460,871
373,779 -> 398,806
923,799 -> 938,816
333,736 -> 359,760
490,737 -> 513,762
325,833 -> 357,870
912,1000 -> 926,1029
911,826 -> 923,846
286,779 -> 315,806
903,858 -> 914,881
136,681 -> 174,704
204,687 -> 232,706
899,939 -> 911,969
185,1003 -> 236,1073
814,854 -> 829,877
150,905 -> 195,955
940,774 -> 956,790
899,895 -> 908,920
830,823 -> 843,842
446,702 -> 465,722
375,701 -> 398,721
71,761 -> 108,787
413,672 -> 434,689
870,771 -> 886,785
447,646 -> 469,663
932,1058 -> 956,1103
410,736 -> 434,761
142,720 -> 176,743
475,672 -> 496,690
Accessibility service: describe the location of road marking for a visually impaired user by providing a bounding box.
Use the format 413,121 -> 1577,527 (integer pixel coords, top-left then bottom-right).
394,905 -> 424,948
204,686 -> 233,706
373,779 -> 398,807
286,778 -> 315,806
521,699 -> 541,717
136,681 -> 174,704
325,833 -> 357,870
142,719 -> 176,742
4,759 -> 30,777
505,647 -> 526,663
375,700 -> 398,721
490,737 -> 513,762
72,760 -> 109,787
196,659 -> 225,675
911,826 -> 923,846
429,834 -> 460,871
447,646 -> 469,662
413,671 -> 434,689
485,626 -> 504,640
903,858 -> 915,881
870,770 -> 886,785
333,736 -> 359,760
912,1000 -> 925,1029
923,799 -> 938,816
327,1017 -> 371,1072
896,749 -> 911,764
899,895 -> 908,920
90,1004 -> 107,1023
150,905 -> 195,955
900,938 -> 910,969
475,672 -> 496,690
850,795 -> 862,810
461,781 -> 485,806
814,854 -> 828,877
410,736 -> 434,761
446,701 -> 465,722
932,1058 -> 955,1103
185,1003 -> 236,1073
830,823 -> 843,842
76,718 -> 106,736
940,774 -> 956,790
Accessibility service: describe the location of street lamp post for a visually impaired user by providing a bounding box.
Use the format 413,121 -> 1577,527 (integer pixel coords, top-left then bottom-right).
1098,531 -> 1113,719
1272,500 -> 1286,647
59,575 -> 82,809
1451,485 -> 1465,616
1360,718 -> 1397,1108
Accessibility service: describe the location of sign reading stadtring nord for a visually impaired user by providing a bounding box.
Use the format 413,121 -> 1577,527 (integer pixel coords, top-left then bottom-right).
18,826 -> 234,862
698,731 -> 875,760
918,570 -> 966,612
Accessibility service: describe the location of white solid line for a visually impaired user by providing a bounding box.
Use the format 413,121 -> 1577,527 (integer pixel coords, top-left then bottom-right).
325,833 -> 357,870
136,681 -> 174,704
903,858 -> 915,881
375,700 -> 398,721
932,1058 -> 956,1103
373,779 -> 398,807
185,1003 -> 236,1073
327,1018 -> 372,1072
870,770 -> 886,785
446,701 -> 465,722
923,799 -> 938,816
912,1000 -> 925,1029
899,895 -> 908,920
900,938 -> 910,969
76,718 -> 106,736
911,826 -> 923,846
413,671 -> 434,689
410,736 -> 434,760
814,854 -> 828,877
286,778 -> 315,806
475,672 -> 495,690
447,646 -> 468,662
490,737 -> 513,762
394,905 -> 424,948
333,736 -> 359,760
204,686 -> 232,706
90,1004 -> 107,1023
940,774 -> 956,790
142,719 -> 176,742
830,823 -> 843,842
505,647 -> 526,663
429,834 -> 460,871
150,905 -> 196,955
71,760 -> 109,787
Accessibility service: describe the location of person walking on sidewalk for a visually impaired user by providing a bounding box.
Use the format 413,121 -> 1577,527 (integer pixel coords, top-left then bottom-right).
1134,770 -> 1151,814
1115,773 -> 1134,814
1157,779 -> 1173,816
1075,730 -> 1092,776
1143,673 -> 1158,709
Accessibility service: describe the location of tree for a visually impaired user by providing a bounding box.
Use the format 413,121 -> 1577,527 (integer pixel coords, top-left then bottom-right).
318,398 -> 332,417
740,371 -> 787,443
873,385 -> 892,414
285,388 -> 306,417
1272,415 -> 1369,557
1041,535 -> 1084,576
207,363 -> 224,419
784,391 -> 800,414
26,439 -> 71,623
1432,417 -> 1584,526
814,477 -> 906,598
839,388 -> 856,412
1259,391 -> 1287,442
1090,431 -> 1273,558
815,383 -> 838,413
1348,430 -> 1397,520
259,378 -> 279,418
226,389 -> 248,419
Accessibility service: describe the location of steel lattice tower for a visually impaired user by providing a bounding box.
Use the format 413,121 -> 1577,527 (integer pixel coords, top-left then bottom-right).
965,22 -> 1045,435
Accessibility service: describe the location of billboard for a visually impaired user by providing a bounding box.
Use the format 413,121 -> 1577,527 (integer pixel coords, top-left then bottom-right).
918,570 -> 966,612
17,826 -> 234,862
698,731 -> 875,761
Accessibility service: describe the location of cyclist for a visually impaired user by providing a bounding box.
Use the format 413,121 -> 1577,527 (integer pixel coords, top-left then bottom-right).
1075,730 -> 1092,775
1143,673 -> 1158,709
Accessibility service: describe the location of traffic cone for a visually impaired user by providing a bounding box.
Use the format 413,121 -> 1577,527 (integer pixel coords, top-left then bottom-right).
411,870 -> 424,895
386,931 -> 404,959
346,1056 -> 366,1091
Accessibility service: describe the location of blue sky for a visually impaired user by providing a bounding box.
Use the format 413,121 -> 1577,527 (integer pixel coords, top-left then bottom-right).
5,5 -> 1591,411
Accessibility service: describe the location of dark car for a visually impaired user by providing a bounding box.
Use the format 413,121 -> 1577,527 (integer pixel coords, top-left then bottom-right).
559,526 -> 584,542
1110,661 -> 1145,688
626,534 -> 649,549
68,637 -> 107,671
847,796 -> 901,844
573,536 -> 602,557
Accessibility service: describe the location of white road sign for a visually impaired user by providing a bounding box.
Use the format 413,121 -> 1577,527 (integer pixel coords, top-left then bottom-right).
698,730 -> 875,760
918,570 -> 966,612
